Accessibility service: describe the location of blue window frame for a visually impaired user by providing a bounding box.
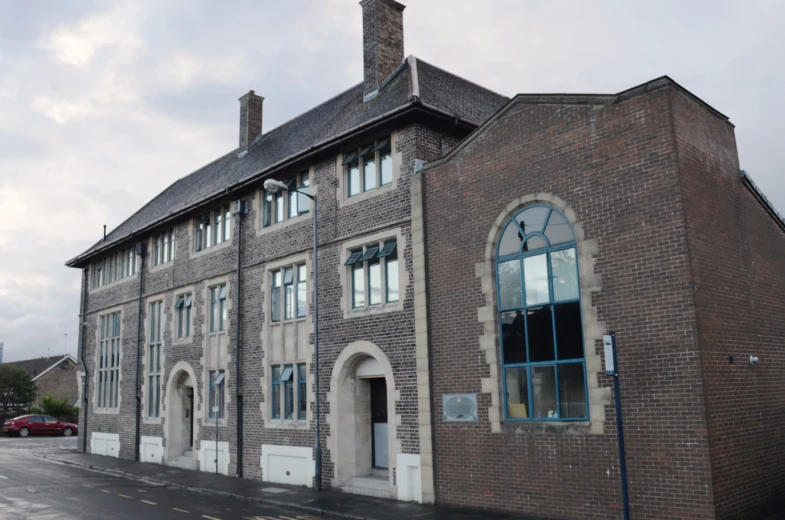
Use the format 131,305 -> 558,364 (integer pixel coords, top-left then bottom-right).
496,205 -> 588,421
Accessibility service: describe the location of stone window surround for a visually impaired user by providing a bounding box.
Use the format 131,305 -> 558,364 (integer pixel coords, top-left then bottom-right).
339,227 -> 409,319
90,261 -> 139,293
172,285 -> 196,345
148,229 -> 175,274
188,208 -> 234,260
476,193 -> 609,435
253,167 -> 317,238
142,292 -> 167,425
261,251 -> 313,430
201,275 -> 231,427
335,131 -> 402,208
92,304 -> 124,415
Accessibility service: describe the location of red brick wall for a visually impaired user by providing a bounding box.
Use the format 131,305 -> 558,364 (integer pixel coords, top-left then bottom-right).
673,89 -> 785,519
423,87 -> 716,519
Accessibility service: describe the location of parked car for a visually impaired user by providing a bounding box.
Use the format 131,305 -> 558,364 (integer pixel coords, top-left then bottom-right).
2,415 -> 78,438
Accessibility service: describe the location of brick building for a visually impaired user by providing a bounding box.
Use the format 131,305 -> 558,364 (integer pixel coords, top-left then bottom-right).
65,2 -> 784,519
4,354 -> 80,406
419,82 -> 785,519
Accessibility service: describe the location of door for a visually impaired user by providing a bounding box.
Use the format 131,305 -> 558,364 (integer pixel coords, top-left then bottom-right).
28,415 -> 44,435
370,378 -> 388,469
188,389 -> 194,448
42,415 -> 60,435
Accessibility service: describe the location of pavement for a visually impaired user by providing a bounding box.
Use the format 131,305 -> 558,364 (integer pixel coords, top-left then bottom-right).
28,442 -> 546,520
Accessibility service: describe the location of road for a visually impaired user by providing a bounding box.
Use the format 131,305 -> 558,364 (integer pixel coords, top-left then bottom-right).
0,436 -> 319,520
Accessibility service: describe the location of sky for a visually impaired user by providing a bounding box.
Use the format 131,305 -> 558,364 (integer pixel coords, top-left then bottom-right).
0,0 -> 783,363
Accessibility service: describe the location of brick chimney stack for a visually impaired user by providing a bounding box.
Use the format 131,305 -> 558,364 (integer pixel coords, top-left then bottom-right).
238,90 -> 264,153
361,0 -> 405,101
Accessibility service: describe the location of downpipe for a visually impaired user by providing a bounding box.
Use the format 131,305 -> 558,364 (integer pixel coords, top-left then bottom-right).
80,268 -> 89,453
134,242 -> 147,462
233,200 -> 247,477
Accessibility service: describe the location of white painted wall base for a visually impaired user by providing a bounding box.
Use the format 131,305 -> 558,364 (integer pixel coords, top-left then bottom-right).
396,453 -> 422,503
140,436 -> 164,465
261,445 -> 314,488
91,433 -> 120,458
198,441 -> 229,475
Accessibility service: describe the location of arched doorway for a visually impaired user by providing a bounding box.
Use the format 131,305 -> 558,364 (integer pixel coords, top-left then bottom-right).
328,341 -> 398,499
165,362 -> 199,470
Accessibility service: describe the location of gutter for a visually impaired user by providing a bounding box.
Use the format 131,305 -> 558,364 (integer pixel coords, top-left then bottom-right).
66,102 -> 477,268
79,268 -> 90,453
740,170 -> 785,234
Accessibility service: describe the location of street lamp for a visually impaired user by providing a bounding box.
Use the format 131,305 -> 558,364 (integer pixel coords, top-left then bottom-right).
263,178 -> 321,491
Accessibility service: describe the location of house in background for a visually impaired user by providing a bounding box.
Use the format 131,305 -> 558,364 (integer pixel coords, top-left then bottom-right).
3,354 -> 80,407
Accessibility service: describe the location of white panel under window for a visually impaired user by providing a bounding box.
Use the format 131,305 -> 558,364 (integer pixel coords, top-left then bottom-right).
261,445 -> 314,487
199,441 -> 230,475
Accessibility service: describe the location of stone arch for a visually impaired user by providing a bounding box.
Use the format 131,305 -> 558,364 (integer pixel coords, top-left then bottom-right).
475,193 -> 608,434
164,361 -> 200,465
326,340 -> 400,497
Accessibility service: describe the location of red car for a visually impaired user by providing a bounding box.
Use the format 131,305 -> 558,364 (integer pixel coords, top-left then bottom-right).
3,415 -> 78,438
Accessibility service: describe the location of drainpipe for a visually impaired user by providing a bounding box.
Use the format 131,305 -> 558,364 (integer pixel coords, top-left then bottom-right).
79,268 -> 89,453
134,242 -> 147,462
233,200 -> 247,477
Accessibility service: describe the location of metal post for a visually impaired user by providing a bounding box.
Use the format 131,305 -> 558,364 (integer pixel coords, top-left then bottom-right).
313,193 -> 321,491
608,332 -> 631,520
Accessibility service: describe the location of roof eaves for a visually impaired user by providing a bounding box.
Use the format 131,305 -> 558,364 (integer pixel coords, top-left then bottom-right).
32,355 -> 77,382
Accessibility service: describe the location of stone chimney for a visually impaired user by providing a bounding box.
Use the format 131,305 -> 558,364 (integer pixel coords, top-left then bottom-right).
238,90 -> 264,153
361,0 -> 405,101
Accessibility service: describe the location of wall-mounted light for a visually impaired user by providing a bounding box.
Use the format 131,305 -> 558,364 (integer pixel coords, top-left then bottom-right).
750,356 -> 760,365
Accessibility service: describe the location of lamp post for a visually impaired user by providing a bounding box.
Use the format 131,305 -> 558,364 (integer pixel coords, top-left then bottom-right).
263,178 -> 321,491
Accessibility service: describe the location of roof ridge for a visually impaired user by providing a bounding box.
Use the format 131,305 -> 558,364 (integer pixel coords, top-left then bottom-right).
415,57 -> 508,100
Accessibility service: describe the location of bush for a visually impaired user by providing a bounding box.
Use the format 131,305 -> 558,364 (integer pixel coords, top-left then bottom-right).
40,395 -> 78,418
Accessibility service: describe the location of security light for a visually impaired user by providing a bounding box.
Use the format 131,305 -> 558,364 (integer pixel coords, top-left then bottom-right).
264,179 -> 289,193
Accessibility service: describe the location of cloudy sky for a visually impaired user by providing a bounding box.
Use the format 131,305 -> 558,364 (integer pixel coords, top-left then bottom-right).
0,0 -> 783,363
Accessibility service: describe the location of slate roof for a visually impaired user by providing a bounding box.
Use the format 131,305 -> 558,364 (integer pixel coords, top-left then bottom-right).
67,57 -> 508,266
4,355 -> 75,380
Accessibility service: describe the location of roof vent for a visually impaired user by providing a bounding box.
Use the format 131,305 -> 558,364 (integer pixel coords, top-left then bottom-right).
238,90 -> 264,155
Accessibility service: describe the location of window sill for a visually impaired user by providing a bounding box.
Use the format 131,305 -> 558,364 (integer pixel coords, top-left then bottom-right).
341,183 -> 394,208
148,261 -> 174,274
265,419 -> 309,430
203,418 -> 228,428
94,408 -> 121,415
501,418 -> 592,434
258,211 -> 311,237
90,275 -> 138,293
208,331 -> 228,337
269,317 -> 308,327
346,300 -> 403,319
143,417 -> 162,425
191,239 -> 232,260
172,337 -> 194,346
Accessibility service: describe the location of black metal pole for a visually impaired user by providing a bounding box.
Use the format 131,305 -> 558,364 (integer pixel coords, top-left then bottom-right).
235,203 -> 245,477
80,268 -> 89,453
610,332 -> 631,520
134,243 -> 146,462
312,193 -> 321,492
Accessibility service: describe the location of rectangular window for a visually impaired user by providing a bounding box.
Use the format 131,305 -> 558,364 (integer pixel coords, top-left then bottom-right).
344,137 -> 391,196
196,206 -> 230,251
271,265 -> 306,322
297,364 -> 307,420
265,171 -> 310,226
153,230 -> 174,266
271,366 -> 281,419
210,284 -> 227,333
98,311 -> 121,410
147,301 -> 162,418
208,370 -> 225,419
347,239 -> 398,309
175,294 -> 192,339
282,365 -> 294,420
296,265 -> 307,318
298,172 -> 310,214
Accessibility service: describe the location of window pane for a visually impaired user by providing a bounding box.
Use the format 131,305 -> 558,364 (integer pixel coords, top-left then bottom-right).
558,363 -> 587,418
544,211 -> 573,246
555,302 -> 583,360
297,277 -> 307,318
298,172 -> 310,213
380,151 -> 392,186
284,284 -> 295,320
271,286 -> 280,322
220,299 -> 226,331
497,259 -> 522,309
363,155 -> 376,191
186,306 -> 191,336
386,257 -> 399,303
352,264 -> 365,308
359,245 -> 379,262
516,206 -> 550,235
498,222 -> 523,257
501,311 -> 526,364
289,189 -> 298,218
214,211 -> 222,244
531,365 -> 557,419
284,379 -> 293,420
263,192 -> 272,227
271,367 -> 281,419
178,307 -> 184,338
505,366 -> 529,419
345,250 -> 363,266
273,271 -> 282,287
524,254 -> 549,305
551,248 -> 579,302
275,192 -> 285,222
527,307 -> 555,362
224,208 -> 231,241
369,259 -> 381,305
283,267 -> 294,285
378,240 -> 396,258
297,364 -> 307,419
348,162 -> 360,197
523,236 -> 547,252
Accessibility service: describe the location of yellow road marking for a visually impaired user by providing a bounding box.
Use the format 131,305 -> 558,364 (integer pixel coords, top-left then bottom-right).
173,508 -> 189,513
202,516 -> 223,520
118,494 -> 132,499
100,489 -> 111,494
141,500 -> 157,505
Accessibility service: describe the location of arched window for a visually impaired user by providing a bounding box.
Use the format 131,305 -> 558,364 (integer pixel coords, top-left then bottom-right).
496,205 -> 588,421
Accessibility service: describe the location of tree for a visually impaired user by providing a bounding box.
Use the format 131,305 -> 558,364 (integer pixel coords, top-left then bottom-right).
0,365 -> 37,416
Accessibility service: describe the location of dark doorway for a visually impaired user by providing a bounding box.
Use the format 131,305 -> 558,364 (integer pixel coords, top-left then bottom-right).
188,389 -> 194,447
370,378 -> 388,469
